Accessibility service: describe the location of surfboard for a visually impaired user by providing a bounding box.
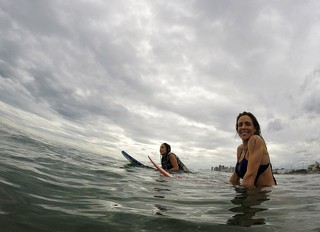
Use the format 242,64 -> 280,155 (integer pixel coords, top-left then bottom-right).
148,155 -> 172,177
122,151 -> 145,166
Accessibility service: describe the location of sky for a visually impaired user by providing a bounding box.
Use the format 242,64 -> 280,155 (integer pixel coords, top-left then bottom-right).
1,0 -> 320,170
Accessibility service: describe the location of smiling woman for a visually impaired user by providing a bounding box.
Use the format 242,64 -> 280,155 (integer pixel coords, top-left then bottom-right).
229,111 -> 277,189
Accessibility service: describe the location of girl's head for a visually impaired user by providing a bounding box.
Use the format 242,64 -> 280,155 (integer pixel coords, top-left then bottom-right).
160,143 -> 171,155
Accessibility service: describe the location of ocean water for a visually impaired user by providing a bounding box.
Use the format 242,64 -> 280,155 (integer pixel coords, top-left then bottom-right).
0,123 -> 320,232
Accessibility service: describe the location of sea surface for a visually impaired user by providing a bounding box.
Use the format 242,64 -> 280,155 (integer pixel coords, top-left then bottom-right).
0,122 -> 320,232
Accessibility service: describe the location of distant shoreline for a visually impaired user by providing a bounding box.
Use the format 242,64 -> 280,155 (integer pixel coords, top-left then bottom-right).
274,169 -> 310,175
275,161 -> 320,174
212,161 -> 320,175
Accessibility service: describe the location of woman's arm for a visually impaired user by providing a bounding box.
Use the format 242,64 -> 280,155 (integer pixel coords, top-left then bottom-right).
230,145 -> 242,184
230,171 -> 240,184
169,154 -> 180,171
243,136 -> 264,189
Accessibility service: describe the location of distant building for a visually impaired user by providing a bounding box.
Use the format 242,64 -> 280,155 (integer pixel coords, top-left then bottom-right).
212,165 -> 234,173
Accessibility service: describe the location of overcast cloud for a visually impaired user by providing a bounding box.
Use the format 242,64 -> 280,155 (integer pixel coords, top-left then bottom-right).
1,0 -> 320,169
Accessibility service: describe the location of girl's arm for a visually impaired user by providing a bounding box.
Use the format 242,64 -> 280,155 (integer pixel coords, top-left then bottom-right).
169,154 -> 180,171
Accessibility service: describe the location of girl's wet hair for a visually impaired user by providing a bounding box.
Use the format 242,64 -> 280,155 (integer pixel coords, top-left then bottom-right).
162,143 -> 171,153
236,111 -> 261,136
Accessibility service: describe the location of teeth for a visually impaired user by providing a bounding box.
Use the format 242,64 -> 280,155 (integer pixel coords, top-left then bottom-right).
241,131 -> 249,135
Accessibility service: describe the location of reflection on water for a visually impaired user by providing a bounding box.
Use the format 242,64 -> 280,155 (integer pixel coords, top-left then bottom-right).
227,186 -> 271,227
153,186 -> 171,215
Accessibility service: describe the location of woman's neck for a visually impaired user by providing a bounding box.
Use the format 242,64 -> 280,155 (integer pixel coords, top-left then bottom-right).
242,140 -> 248,147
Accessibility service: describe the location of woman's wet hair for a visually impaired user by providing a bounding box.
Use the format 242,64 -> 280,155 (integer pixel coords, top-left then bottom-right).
236,111 -> 261,136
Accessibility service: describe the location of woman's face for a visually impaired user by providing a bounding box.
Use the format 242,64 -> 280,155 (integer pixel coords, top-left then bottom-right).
237,115 -> 256,141
160,144 -> 167,156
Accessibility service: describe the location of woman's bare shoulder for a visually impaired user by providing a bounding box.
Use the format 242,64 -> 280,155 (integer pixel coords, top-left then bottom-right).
248,135 -> 264,148
237,144 -> 244,151
249,135 -> 264,142
236,144 -> 243,158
